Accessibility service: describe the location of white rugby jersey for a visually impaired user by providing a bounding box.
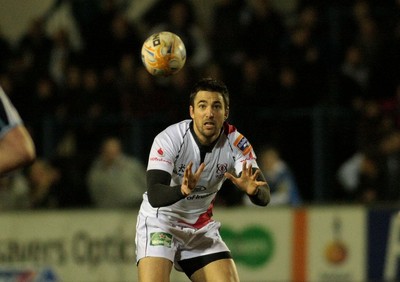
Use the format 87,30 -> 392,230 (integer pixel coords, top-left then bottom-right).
0,86 -> 23,139
139,119 -> 259,228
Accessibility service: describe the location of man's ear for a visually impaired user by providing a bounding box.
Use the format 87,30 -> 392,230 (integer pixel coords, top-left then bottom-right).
224,107 -> 229,120
190,105 -> 194,119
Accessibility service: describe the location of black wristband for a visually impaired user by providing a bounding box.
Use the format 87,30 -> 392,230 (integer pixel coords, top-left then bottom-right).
248,187 -> 260,197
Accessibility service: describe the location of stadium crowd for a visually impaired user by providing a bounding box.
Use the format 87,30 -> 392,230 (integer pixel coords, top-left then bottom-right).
0,0 -> 399,209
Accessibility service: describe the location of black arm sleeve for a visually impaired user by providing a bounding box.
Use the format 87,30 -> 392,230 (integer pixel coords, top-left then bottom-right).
146,169 -> 186,207
246,168 -> 271,206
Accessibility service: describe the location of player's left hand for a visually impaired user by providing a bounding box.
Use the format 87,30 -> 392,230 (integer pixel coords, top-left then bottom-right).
224,161 -> 267,196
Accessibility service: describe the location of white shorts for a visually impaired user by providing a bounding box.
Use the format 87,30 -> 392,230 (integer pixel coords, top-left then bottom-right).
135,213 -> 231,272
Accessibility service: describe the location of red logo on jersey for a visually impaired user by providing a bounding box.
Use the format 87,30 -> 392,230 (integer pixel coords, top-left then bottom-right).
157,148 -> 164,156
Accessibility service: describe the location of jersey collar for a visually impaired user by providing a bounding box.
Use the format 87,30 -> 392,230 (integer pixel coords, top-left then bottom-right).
189,121 -> 221,153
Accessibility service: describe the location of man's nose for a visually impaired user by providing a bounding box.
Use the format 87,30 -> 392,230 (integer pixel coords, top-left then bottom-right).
206,107 -> 214,117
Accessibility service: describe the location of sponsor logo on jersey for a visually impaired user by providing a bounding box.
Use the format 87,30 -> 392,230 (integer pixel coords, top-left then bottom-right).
150,232 -> 172,247
149,157 -> 172,165
186,191 -> 216,200
234,134 -> 252,155
157,148 -> 164,156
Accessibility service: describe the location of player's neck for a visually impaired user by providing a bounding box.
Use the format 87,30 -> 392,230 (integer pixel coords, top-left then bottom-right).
190,122 -> 220,148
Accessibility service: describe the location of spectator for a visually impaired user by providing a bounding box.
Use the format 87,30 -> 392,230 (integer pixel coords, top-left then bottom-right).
28,76 -> 61,156
245,145 -> 302,206
27,158 -> 61,209
336,151 -> 365,199
378,130 -> 400,202
86,136 -> 146,208
354,151 -> 382,204
0,172 -> 30,210
48,27 -> 78,87
337,129 -> 400,204
356,99 -> 391,151
336,44 -> 370,108
337,147 -> 383,204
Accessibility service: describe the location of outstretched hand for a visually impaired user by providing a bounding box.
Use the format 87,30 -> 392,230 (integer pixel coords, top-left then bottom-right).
224,161 -> 267,196
181,162 -> 206,196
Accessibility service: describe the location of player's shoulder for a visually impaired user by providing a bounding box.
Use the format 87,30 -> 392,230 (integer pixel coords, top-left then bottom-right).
223,122 -> 253,153
157,120 -> 191,138
223,122 -> 246,141
223,122 -> 237,135
163,119 -> 190,132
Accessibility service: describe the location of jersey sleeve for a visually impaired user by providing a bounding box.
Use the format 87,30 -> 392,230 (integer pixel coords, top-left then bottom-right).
231,132 -> 259,176
146,129 -> 177,174
0,86 -> 23,138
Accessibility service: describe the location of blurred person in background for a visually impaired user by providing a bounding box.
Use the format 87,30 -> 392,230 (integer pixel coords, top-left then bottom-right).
0,172 -> 30,210
48,27 -> 78,87
27,158 -> 61,209
0,86 -> 36,175
378,130 -> 400,202
337,44 -> 370,108
245,145 -> 302,206
336,129 -> 400,204
336,148 -> 381,203
86,136 -> 146,208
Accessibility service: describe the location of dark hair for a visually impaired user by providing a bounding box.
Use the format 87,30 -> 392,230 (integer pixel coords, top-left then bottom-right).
189,78 -> 230,108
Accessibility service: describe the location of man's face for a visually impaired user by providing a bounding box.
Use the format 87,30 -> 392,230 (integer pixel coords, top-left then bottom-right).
101,138 -> 121,164
190,90 -> 228,145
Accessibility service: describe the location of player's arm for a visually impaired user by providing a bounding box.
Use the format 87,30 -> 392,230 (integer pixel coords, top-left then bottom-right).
0,124 -> 36,175
146,169 -> 185,207
245,168 -> 270,206
147,162 -> 205,207
225,162 -> 270,206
